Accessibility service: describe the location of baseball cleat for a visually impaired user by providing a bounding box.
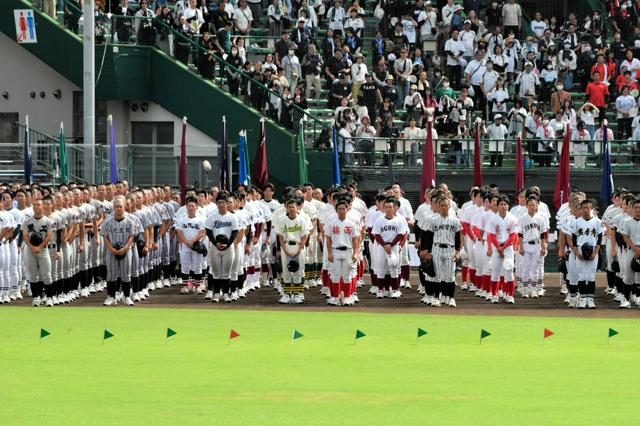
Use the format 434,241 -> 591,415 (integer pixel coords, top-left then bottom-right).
326,297 -> 339,306
124,297 -> 134,306
586,297 -> 596,309
448,298 -> 457,307
32,297 -> 41,307
578,298 -> 587,309
103,297 -> 116,306
619,299 -> 631,309
506,296 -> 515,304
212,293 -> 221,303
278,294 -> 291,304
222,294 -> 231,303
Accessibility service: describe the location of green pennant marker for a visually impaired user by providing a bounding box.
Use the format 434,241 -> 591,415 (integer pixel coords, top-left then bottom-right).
292,330 -> 304,340
102,330 -> 113,345
39,329 -> 50,344
166,328 -> 177,344
480,329 -> 491,344
608,328 -> 618,343
417,328 -> 428,338
355,330 -> 366,342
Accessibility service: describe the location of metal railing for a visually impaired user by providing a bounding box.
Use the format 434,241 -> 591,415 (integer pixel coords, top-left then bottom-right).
43,0 -> 329,147
336,136 -> 640,170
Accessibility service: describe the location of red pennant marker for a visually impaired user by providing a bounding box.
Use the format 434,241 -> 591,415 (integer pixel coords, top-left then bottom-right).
543,328 -> 554,339
229,330 -> 240,339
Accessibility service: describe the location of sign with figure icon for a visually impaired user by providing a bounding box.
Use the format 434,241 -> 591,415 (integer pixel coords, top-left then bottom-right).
14,9 -> 37,43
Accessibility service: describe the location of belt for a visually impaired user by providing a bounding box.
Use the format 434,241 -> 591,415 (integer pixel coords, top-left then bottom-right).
334,246 -> 348,251
47,244 -> 56,249
527,240 -> 539,245
287,241 -> 298,246
437,243 -> 452,248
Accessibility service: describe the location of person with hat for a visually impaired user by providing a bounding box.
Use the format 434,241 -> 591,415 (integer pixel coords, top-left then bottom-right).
460,19 -> 477,62
350,53 -> 368,100
382,74 -> 399,109
293,17 -> 311,58
135,0 -> 156,46
515,61 -> 540,100
330,71 -> 352,109
441,0 -> 457,26
418,1 -> 438,47
484,114 -> 508,167
276,197 -> 310,304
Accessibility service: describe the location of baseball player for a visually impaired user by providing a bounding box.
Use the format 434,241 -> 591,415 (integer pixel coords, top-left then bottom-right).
228,192 -> 249,300
364,193 -> 387,296
421,197 -> 462,307
613,194 -> 636,305
602,189 -> 625,296
41,195 -> 66,305
517,196 -> 548,299
124,194 -> 146,302
2,191 -> 22,301
176,196 -> 207,293
415,190 -> 444,305
371,197 -> 409,299
205,193 -> 239,303
485,195 -> 519,304
619,198 -> 640,308
21,199 -> 54,307
568,199 -> 603,309
100,196 -> 137,306
276,197 -> 310,304
0,202 -> 16,304
261,183 -> 282,287
325,199 -> 361,306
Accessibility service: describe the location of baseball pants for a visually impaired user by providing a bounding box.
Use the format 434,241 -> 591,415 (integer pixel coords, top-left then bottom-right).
26,249 -> 53,285
521,242 -> 542,285
432,245 -> 456,283
105,250 -> 132,283
328,247 -> 355,298
180,248 -> 204,275
8,241 -> 19,293
208,245 -> 235,280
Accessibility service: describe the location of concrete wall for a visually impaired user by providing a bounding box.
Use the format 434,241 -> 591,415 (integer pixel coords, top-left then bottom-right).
0,32 -> 79,138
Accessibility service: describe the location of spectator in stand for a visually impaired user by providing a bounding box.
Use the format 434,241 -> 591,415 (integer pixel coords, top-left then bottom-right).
293,18 -> 312,59
360,73 -> 382,124
621,49 -> 640,83
282,47 -> 301,90
226,45 -> 244,96
460,20 -> 476,62
576,43 -> 596,90
234,0 -> 253,36
613,3 -> 635,44
539,63 -> 557,105
616,85 -> 636,139
445,29 -> 465,90
356,115 -> 377,165
418,1 -> 438,50
198,31 -> 217,80
585,71 -> 609,123
403,118 -> 424,166
327,0 -> 346,36
176,16 -> 196,64
325,50 -> 350,85
535,117 -> 556,167
136,0 -> 156,46
268,0 -> 285,37
571,121 -> 591,168
502,0 -> 522,39
344,9 -> 364,39
484,114 -> 508,167
394,48 -> 413,109
530,12 -> 547,40
302,45 -> 323,99
114,0 -> 135,44
441,0 -> 457,27
246,0 -> 263,29
515,62 -> 540,100
550,82 -> 572,114
591,54 -> 612,87
611,32 -> 628,62
351,53 -> 367,100
487,77 -> 508,120
330,72 -> 352,109
616,69 -> 638,92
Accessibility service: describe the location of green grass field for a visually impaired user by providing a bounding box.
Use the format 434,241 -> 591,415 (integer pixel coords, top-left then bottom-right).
1,307 -> 639,425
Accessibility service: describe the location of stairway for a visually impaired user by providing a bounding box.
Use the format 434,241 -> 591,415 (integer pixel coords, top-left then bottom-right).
0,0 -> 331,189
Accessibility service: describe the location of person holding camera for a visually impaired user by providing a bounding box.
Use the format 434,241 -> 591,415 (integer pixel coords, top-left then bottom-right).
302,44 -> 323,99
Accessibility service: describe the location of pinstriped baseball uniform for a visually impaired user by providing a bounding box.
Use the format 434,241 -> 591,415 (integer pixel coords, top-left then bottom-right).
0,211 -> 16,298
100,214 -> 136,282
518,212 -> 548,285
6,207 -> 23,295
134,208 -> 152,274
47,210 -> 66,283
129,213 -> 144,278
426,213 -> 461,283
17,207 -> 33,283
21,215 -> 54,285
620,217 -> 640,285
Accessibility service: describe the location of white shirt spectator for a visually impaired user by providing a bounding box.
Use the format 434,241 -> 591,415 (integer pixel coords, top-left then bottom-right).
502,2 -> 522,27
327,6 -> 346,31
444,38 -> 465,66
460,29 -> 476,58
418,9 -> 437,39
515,71 -> 539,98
351,62 -> 368,83
481,69 -> 500,94
616,94 -> 636,118
465,59 -> 486,86
621,58 -> 640,82
530,19 -> 547,39
234,5 -> 253,32
441,3 -> 457,26
485,123 -> 508,152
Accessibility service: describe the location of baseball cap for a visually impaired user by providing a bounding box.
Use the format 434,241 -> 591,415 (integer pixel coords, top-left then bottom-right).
494,114 -> 503,120
464,20 -> 471,25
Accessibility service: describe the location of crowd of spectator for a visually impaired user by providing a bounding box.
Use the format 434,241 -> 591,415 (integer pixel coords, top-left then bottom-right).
56,0 -> 640,167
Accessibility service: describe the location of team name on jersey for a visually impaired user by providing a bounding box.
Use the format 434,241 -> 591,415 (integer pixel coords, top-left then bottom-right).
332,225 -> 353,235
213,221 -> 233,229
433,223 -> 456,232
380,225 -> 398,232
522,222 -> 540,232
26,224 -> 49,233
576,227 -> 599,237
182,223 -> 202,230
282,224 -> 303,233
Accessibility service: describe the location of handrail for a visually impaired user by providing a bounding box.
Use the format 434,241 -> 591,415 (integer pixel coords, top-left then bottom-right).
56,0 -> 329,133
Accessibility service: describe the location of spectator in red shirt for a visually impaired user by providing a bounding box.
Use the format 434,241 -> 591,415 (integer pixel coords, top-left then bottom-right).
616,69 -> 638,91
585,71 -> 608,122
590,54 -> 612,84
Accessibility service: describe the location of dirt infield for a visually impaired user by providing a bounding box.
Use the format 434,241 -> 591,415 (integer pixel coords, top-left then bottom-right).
5,273 -> 640,319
